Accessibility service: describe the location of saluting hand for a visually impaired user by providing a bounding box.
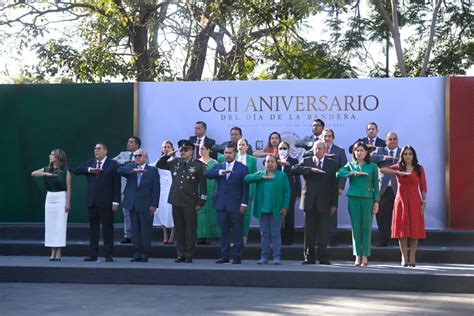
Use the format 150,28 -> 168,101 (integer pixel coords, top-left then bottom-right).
311,168 -> 326,174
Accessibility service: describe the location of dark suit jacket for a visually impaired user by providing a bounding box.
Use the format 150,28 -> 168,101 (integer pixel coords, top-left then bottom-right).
348,137 -> 385,153
189,135 -> 217,159
205,161 -> 249,212
213,141 -> 253,155
117,163 -> 160,211
73,157 -> 120,209
295,134 -> 321,151
371,146 -> 401,195
301,144 -> 347,190
156,155 -> 207,208
277,156 -> 301,197
292,157 -> 338,213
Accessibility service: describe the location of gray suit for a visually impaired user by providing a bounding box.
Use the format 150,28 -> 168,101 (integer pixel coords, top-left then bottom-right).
113,151 -> 134,239
295,134 -> 321,151
371,146 -> 401,245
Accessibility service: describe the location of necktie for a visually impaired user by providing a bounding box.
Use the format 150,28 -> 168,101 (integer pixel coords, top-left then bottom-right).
327,145 -> 331,154
96,161 -> 101,178
196,138 -> 201,159
317,160 -> 322,169
369,138 -> 374,145
128,152 -> 133,160
389,150 -> 394,157
137,166 -> 142,186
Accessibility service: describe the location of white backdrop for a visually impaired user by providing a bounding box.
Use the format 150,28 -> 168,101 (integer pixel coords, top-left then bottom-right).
139,78 -> 446,229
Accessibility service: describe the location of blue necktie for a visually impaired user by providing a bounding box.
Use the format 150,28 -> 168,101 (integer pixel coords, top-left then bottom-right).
137,167 -> 143,186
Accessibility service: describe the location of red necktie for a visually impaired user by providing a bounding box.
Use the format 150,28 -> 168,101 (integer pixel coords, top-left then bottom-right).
96,161 -> 101,178
327,146 -> 331,154
369,138 -> 374,145
196,138 -> 201,159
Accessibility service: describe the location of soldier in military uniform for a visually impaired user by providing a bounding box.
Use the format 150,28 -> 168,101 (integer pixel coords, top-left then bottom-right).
156,139 -> 207,263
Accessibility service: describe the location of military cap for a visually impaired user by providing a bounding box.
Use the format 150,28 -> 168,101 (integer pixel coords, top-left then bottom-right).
177,139 -> 194,150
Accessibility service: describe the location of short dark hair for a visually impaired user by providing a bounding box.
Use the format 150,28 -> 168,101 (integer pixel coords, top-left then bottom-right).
367,122 -> 378,129
195,121 -> 207,130
264,154 -> 279,165
313,119 -> 325,127
230,126 -> 242,136
130,136 -> 141,148
97,142 -> 108,151
351,141 -> 371,163
323,128 -> 335,139
224,143 -> 237,152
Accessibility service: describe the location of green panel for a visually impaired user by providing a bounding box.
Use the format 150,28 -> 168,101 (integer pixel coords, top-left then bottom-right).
0,83 -> 134,223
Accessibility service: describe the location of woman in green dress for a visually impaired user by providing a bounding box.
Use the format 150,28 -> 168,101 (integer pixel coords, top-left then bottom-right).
336,141 -> 380,267
31,149 -> 71,261
197,142 -> 221,244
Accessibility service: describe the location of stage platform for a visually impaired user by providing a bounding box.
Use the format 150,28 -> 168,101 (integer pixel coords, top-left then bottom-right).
1,224 -> 473,293
0,256 -> 473,293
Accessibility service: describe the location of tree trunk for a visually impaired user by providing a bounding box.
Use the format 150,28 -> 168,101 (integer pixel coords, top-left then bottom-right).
420,0 -> 443,77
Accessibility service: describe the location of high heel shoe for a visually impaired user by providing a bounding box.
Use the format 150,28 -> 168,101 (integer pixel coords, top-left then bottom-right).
361,258 -> 369,267
408,263 -> 416,267
354,258 -> 361,267
163,239 -> 169,244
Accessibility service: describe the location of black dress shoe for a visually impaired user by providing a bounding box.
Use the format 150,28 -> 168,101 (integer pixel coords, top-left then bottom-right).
83,257 -> 98,262
230,258 -> 241,264
175,257 -> 185,263
130,258 -> 142,262
49,258 -> 55,261
120,238 -> 132,244
215,258 -> 230,264
185,258 -> 193,263
141,258 -> 149,262
301,260 -> 315,265
329,241 -> 338,247
319,259 -> 331,265
105,256 -> 114,262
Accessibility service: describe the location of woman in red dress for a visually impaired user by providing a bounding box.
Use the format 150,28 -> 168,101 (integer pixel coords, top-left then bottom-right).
381,145 -> 427,267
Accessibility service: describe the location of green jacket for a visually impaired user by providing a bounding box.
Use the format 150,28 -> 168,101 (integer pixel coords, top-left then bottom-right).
336,161 -> 380,201
245,170 -> 290,220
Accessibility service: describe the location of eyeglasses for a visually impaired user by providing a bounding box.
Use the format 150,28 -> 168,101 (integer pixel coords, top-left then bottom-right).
134,154 -> 143,158
388,138 -> 397,141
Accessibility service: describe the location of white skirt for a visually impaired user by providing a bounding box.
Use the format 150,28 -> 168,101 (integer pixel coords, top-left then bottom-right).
153,169 -> 174,228
45,191 -> 68,247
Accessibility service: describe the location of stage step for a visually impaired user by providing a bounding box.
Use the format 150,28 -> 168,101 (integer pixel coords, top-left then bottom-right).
1,223 -> 473,247
1,240 -> 473,264
0,256 -> 472,293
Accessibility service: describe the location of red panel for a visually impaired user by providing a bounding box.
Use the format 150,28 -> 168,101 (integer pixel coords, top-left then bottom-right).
449,76 -> 474,229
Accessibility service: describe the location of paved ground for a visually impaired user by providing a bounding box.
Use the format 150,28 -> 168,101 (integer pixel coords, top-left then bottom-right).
0,283 -> 473,315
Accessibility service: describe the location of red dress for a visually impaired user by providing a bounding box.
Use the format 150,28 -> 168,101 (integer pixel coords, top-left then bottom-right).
389,165 -> 428,239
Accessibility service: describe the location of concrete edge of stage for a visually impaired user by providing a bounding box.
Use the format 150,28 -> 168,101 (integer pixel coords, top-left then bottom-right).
1,256 -> 473,294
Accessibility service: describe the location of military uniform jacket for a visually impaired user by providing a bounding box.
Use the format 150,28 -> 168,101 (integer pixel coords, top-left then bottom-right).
156,155 -> 207,208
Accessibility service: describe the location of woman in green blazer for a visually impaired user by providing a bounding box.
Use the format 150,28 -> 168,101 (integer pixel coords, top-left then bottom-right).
336,141 -> 380,267
245,154 -> 290,265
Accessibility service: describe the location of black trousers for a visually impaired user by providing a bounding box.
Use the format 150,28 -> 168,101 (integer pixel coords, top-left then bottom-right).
88,206 -> 114,258
376,188 -> 395,244
281,195 -> 296,244
303,209 -> 329,262
172,205 -> 197,259
329,209 -> 338,243
130,208 -> 153,260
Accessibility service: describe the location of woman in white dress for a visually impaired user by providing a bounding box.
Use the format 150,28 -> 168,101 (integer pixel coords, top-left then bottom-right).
31,149 -> 71,261
153,140 -> 175,244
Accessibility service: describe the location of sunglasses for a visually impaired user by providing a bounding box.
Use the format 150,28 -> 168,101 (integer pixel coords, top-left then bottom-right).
279,147 -> 289,150
388,138 -> 397,141
180,148 -> 191,152
134,154 -> 143,158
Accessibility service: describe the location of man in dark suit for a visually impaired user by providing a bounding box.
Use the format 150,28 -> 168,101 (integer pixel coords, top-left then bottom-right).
277,141 -> 301,245
295,119 -> 325,151
156,140 -> 207,263
348,122 -> 385,153
188,121 -> 217,159
292,140 -> 338,265
205,144 -> 249,264
118,148 -> 160,262
322,128 -> 348,246
212,126 -> 253,155
371,132 -> 401,247
73,142 -> 120,262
